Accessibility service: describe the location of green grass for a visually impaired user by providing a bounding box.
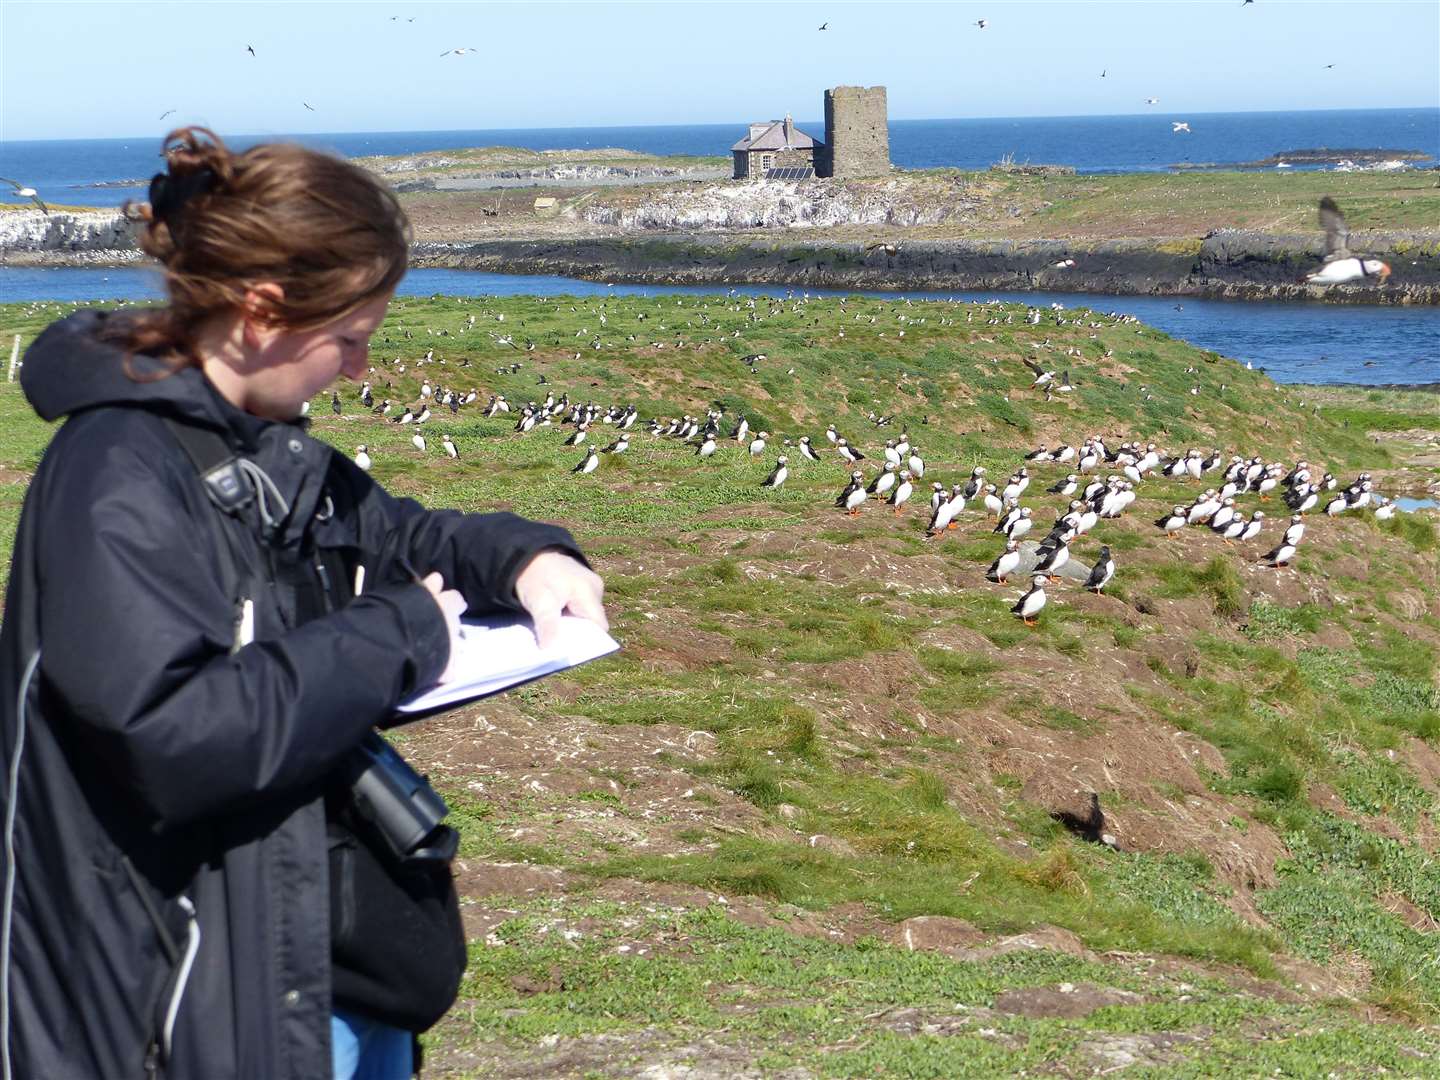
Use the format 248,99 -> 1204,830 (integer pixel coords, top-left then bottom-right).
4,291 -> 1439,1066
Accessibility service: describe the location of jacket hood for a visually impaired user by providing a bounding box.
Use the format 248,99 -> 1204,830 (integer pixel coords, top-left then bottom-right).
24,309 -> 330,550
23,308 -> 284,451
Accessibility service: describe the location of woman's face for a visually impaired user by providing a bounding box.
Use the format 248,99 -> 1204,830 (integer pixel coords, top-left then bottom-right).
244,294 -> 390,420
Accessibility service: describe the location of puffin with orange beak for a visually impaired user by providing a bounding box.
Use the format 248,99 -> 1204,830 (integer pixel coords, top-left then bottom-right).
1304,197 -> 1391,285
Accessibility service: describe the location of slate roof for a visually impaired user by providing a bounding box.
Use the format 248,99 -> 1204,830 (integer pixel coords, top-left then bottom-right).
731,115 -> 818,153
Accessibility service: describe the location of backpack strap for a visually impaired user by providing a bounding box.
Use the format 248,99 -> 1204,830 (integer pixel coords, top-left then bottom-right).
161,418 -> 254,516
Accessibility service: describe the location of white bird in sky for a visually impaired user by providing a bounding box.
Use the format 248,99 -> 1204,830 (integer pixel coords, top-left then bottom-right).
440,46 -> 477,56
0,178 -> 48,214
1171,121 -> 1191,133
1144,97 -> 1159,106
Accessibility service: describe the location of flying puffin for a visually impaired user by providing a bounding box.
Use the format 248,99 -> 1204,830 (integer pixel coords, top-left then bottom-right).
1304,197 -> 1391,285
1083,546 -> 1115,592
1012,576 -> 1048,626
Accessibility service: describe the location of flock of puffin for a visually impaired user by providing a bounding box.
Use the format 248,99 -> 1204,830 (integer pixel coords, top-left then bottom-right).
331,335 -> 1399,629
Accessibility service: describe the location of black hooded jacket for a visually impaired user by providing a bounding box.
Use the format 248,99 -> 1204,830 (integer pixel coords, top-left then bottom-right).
0,311 -> 585,1078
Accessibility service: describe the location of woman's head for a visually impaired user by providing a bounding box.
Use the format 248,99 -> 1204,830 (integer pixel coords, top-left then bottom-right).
114,126 -> 409,369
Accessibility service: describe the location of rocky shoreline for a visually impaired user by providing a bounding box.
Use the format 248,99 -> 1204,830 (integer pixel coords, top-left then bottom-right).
5,210 -> 1437,304
406,232 -> 1440,304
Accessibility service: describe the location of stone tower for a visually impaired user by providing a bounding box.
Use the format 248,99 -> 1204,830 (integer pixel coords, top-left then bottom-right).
818,85 -> 889,179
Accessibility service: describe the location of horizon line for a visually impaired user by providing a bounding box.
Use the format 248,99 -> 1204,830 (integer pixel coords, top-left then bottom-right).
5,103 -> 1437,145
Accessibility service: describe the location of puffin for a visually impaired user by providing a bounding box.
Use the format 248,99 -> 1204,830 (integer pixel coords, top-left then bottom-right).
987,540 -> 1022,584
1047,474 -> 1078,496
696,432 -> 717,459
573,446 -> 600,475
837,438 -> 865,463
1011,576 -> 1048,626
410,427 -> 426,453
761,455 -> 789,489
748,431 -> 769,457
962,467 -> 986,501
798,436 -> 821,462
353,445 -> 372,471
1083,546 -> 1115,592
1283,516 -> 1305,547
563,423 -> 589,447
888,470 -> 914,514
601,433 -> 630,454
836,471 -> 867,515
1033,534 -> 1072,580
868,462 -> 898,499
982,484 -> 1004,518
1238,512 -> 1265,542
1157,505 -> 1187,537
1304,197 -> 1391,285
441,434 -> 459,460
1005,508 -> 1034,542
1260,536 -> 1297,567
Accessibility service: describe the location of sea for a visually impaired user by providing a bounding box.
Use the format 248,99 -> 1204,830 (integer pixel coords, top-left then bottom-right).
3,266 -> 1437,388
2,107 -> 1436,210
3,108 -> 1438,386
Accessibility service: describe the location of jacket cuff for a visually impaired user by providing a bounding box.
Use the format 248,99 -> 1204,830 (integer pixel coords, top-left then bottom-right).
361,581 -> 453,694
494,527 -> 590,611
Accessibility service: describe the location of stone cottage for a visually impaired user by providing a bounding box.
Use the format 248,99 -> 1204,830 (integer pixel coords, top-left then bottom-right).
732,87 -> 890,180
731,115 -> 820,180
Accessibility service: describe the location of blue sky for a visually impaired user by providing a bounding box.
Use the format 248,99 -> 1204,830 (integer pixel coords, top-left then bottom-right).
3,0 -> 1437,140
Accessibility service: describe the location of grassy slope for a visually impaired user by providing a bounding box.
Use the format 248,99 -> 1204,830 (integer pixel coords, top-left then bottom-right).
1,295 -> 1438,1076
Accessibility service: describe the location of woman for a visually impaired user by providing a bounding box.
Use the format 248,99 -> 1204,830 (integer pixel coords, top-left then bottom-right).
0,128 -> 606,1079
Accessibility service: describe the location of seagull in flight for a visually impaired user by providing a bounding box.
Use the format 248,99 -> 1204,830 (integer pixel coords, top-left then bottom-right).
818,21 -> 828,30
1,178 -> 48,214
159,109 -> 176,120
303,102 -> 316,111
440,46 -> 476,56
1304,197 -> 1391,285
245,44 -> 256,57
1172,121 -> 1191,133
1100,69 -> 1106,78
1144,97 -> 1159,105
975,18 -> 987,29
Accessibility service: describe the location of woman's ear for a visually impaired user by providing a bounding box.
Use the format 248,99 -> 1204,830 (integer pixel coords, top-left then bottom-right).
240,282 -> 286,349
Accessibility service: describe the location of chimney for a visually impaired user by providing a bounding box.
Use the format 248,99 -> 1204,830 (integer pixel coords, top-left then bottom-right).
783,113 -> 794,148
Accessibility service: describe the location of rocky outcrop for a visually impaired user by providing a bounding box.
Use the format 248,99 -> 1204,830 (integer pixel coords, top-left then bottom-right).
583,178 -> 974,231
0,210 -> 139,259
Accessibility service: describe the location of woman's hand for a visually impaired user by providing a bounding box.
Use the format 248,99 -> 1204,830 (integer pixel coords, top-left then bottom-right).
514,550 -> 608,651
420,572 -> 467,682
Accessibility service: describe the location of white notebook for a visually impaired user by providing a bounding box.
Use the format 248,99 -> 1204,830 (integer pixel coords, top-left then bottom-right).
396,614 -> 620,715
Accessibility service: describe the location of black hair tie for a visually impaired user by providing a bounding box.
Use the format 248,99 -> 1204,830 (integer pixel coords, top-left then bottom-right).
148,166 -> 217,224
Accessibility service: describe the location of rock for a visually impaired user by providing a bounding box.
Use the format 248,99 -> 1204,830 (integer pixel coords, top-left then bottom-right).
994,982 -> 1144,1019
806,834 -> 858,857
0,209 -> 137,254
886,915 -> 988,953
954,923 -> 1088,962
